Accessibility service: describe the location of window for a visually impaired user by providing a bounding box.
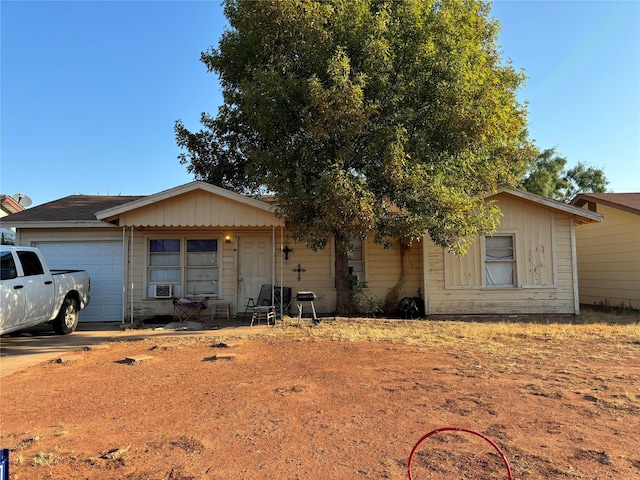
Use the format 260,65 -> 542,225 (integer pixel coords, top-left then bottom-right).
485,235 -> 516,287
149,239 -> 181,284
1,251 -> 17,280
347,238 -> 365,283
148,238 -> 219,298
185,239 -> 218,296
17,251 -> 45,276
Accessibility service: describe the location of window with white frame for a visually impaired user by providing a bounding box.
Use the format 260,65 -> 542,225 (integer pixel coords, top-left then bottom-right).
347,238 -> 365,283
185,239 -> 218,296
485,235 -> 516,287
148,238 -> 219,298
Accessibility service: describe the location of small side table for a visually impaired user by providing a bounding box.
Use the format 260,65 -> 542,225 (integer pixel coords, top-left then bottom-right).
211,303 -> 232,322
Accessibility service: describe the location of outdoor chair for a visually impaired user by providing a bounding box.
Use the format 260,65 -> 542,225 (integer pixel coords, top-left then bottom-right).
173,296 -> 209,322
242,284 -> 293,323
242,284 -> 273,322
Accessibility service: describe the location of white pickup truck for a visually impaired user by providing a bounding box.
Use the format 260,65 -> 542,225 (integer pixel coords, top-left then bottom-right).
0,246 -> 91,335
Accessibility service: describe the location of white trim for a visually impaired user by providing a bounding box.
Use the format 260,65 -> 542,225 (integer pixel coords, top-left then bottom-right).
122,227 -> 126,325
482,231 -> 519,289
570,220 -> 580,314
422,234 -> 430,315
11,221 -> 115,229
28,234 -> 122,244
551,211 -> 558,287
130,227 -> 134,324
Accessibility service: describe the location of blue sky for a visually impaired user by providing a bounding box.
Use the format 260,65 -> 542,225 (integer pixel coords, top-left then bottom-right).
1,1 -> 638,208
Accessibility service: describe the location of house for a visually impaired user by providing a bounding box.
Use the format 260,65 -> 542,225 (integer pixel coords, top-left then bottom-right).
3,182 -> 602,324
0,194 -> 25,244
570,193 -> 640,310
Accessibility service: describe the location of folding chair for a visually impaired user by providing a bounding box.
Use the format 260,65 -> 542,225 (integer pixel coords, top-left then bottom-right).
173,297 -> 209,322
242,285 -> 273,322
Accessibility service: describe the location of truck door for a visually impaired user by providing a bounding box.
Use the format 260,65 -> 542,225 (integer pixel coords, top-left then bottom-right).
16,250 -> 55,324
0,249 -> 26,331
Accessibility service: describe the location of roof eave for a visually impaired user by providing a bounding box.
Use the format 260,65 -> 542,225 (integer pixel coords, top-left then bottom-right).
492,187 -> 603,224
8,220 -> 114,229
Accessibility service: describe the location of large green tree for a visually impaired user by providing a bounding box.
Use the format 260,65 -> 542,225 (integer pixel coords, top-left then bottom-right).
175,0 -> 533,314
521,147 -> 609,202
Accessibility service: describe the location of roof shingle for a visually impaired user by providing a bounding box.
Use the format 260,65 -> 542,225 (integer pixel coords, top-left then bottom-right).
0,195 -> 145,223
571,193 -> 640,215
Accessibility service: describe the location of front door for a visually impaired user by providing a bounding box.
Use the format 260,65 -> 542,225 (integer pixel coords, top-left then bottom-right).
237,237 -> 272,314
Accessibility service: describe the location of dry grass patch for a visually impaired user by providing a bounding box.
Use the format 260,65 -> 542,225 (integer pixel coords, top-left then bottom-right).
270,311 -> 640,362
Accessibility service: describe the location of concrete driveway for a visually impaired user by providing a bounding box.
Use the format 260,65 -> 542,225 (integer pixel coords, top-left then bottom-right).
0,321 -> 270,378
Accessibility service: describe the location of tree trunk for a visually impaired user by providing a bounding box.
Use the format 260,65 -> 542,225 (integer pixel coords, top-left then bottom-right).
335,236 -> 357,316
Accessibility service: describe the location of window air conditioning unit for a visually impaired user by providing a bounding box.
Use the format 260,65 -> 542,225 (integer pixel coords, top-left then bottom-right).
154,285 -> 173,299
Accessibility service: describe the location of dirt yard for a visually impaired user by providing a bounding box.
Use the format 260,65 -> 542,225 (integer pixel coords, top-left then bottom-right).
1,316 -> 639,479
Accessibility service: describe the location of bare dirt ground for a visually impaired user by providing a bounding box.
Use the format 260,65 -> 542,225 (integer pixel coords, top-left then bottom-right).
1,314 -> 639,480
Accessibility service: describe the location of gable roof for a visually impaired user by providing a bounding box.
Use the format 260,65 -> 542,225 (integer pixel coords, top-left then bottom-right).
570,193 -> 640,216
0,195 -> 144,228
491,187 -> 603,225
96,181 -> 276,221
2,182 -> 283,229
96,181 -> 283,228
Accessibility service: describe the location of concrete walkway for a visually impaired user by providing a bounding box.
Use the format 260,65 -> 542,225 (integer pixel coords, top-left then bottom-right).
0,321 -> 272,378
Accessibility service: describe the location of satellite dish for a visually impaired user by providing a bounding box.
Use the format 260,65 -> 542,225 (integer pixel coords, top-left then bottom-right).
12,193 -> 32,207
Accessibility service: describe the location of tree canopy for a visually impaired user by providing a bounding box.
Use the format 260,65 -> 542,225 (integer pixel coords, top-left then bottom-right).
521,147 -> 609,202
175,0 -> 534,313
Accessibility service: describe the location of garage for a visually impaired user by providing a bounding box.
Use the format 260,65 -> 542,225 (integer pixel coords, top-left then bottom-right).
35,241 -> 124,322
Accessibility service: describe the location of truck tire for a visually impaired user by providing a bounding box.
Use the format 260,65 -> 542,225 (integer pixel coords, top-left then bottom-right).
53,297 -> 79,335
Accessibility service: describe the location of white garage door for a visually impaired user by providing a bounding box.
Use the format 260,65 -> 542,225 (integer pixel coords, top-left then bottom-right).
35,241 -> 123,322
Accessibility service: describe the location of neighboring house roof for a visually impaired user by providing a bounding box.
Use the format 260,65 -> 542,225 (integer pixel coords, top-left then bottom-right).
1,195 -> 144,228
491,187 -> 603,225
570,193 -> 640,216
0,195 -> 25,216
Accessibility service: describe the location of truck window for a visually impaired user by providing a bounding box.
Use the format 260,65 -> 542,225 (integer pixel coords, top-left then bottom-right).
0,251 -> 17,280
17,251 -> 45,276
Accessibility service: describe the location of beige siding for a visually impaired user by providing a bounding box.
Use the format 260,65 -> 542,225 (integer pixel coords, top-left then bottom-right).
128,228 -> 271,320
364,238 -> 423,310
443,194 -> 556,290
17,226 -> 423,321
274,236 -> 335,315
17,228 -> 123,246
427,194 -> 578,315
445,239 -> 482,287
119,190 -> 280,227
272,235 -> 423,316
574,204 -> 640,308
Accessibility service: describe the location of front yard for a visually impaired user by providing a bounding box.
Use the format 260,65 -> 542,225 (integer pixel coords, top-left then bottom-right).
1,310 -> 639,479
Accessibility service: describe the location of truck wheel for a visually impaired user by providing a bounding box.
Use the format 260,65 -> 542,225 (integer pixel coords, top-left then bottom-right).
53,297 -> 79,335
